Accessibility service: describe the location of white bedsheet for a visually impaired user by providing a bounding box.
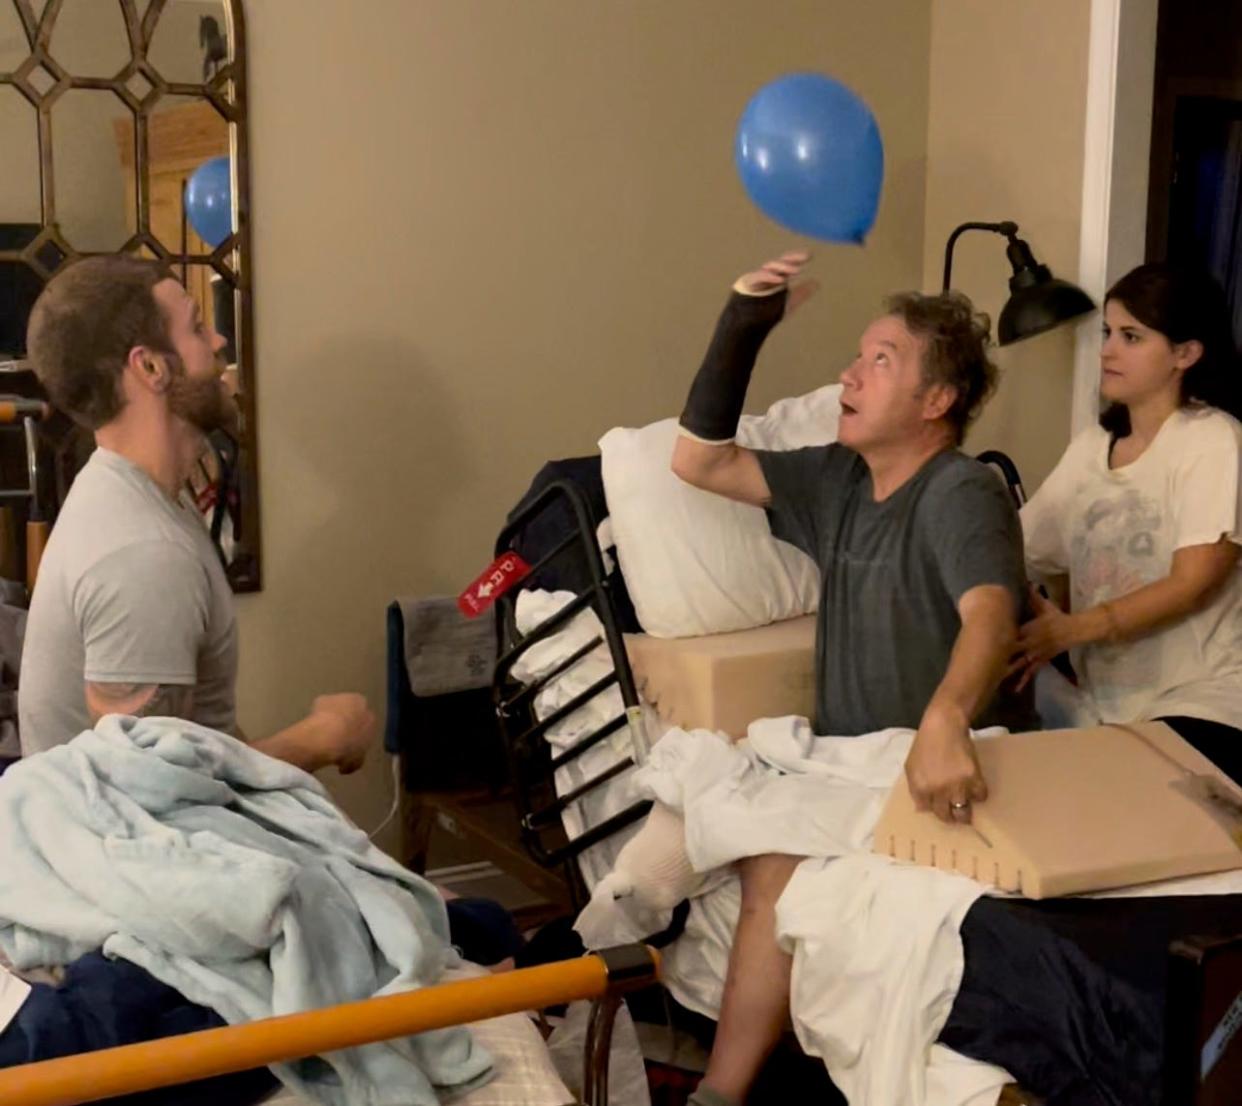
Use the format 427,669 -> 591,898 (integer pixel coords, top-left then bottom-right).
512,589 -> 1242,1106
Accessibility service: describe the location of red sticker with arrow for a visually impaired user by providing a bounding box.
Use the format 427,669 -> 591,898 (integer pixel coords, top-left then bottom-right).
457,552 -> 532,618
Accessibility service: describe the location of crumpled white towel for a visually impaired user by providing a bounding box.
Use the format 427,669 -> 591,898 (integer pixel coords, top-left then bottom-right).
682,719 -> 919,871
779,855 -> 1008,1106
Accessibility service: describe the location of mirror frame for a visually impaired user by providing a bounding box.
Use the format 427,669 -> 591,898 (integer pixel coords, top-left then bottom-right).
0,0 -> 260,591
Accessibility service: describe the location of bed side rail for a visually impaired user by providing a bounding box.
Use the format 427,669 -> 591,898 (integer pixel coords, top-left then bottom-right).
492,480 -> 651,870
976,449 -> 1027,508
0,946 -> 661,1106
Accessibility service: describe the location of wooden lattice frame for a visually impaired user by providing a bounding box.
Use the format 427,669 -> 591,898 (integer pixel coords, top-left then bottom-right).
0,0 -> 260,591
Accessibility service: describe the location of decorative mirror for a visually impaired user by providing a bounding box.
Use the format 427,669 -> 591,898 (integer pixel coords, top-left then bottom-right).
0,0 -> 259,591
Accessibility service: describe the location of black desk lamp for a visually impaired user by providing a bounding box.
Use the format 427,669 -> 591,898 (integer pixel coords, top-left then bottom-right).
942,221 -> 1096,345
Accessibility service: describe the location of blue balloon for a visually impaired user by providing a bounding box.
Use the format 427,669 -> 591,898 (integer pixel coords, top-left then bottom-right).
735,73 -> 884,244
185,157 -> 233,248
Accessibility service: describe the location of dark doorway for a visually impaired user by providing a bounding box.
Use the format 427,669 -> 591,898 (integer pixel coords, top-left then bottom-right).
1147,2 -> 1242,343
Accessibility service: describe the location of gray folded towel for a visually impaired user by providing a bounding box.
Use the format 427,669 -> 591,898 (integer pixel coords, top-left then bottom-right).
397,596 -> 496,697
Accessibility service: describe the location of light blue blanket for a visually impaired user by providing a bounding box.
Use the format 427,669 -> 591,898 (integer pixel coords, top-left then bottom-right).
0,715 -> 493,1105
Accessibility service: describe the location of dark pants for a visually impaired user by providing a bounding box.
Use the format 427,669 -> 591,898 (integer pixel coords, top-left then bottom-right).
0,953 -> 278,1106
1157,714 -> 1242,786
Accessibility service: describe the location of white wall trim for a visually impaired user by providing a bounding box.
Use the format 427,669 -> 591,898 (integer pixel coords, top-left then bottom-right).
1072,0 -> 1160,435
1072,0 -> 1121,436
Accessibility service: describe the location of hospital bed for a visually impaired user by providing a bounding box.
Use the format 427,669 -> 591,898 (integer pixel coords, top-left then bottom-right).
491,467 -> 1242,1106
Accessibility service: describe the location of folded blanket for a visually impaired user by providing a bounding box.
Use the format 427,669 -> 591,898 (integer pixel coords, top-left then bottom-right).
0,716 -> 493,1106
394,597 -> 495,698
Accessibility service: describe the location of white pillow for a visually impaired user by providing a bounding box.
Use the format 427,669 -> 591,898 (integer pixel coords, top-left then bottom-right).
599,384 -> 841,638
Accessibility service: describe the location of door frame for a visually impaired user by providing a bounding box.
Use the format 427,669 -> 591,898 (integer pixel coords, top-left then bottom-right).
1071,0 -> 1160,434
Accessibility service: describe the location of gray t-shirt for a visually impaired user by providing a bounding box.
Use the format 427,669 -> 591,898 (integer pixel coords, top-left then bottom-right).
19,448 -> 237,755
756,444 -> 1034,736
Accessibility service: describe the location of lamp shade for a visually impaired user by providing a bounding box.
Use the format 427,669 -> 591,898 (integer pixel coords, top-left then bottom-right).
942,223 -> 1096,346
998,278 -> 1097,345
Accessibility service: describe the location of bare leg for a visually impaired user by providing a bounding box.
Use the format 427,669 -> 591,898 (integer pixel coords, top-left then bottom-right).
697,853 -> 804,1102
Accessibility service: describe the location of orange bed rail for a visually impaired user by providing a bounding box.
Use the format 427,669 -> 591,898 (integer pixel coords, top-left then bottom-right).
0,946 -> 661,1106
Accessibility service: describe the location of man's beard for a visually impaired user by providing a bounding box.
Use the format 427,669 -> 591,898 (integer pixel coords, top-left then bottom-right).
166,354 -> 240,438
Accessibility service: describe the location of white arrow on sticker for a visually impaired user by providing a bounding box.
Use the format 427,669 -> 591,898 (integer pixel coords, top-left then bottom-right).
477,581 -> 494,598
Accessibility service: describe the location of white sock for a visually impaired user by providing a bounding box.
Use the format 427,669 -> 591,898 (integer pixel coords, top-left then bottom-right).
612,802 -> 704,911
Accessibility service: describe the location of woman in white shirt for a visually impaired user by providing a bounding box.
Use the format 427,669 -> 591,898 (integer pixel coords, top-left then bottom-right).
1017,263 -> 1242,781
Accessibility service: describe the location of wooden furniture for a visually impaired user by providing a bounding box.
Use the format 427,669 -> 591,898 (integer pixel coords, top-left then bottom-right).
998,1087 -> 1043,1105
400,780 -> 576,929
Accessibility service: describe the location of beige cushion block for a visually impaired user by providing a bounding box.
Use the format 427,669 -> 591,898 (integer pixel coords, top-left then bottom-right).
873,723 -> 1242,898
625,615 -> 816,739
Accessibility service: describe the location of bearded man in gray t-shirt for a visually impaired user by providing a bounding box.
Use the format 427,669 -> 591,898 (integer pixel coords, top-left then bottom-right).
671,251 -> 1035,1106
18,255 -> 374,775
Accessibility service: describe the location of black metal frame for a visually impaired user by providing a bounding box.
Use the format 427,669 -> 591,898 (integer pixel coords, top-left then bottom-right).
492,479 -> 651,889
977,449 -> 1027,507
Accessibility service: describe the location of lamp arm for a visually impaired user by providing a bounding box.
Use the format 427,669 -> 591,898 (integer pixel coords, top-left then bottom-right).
942,220 -> 1020,291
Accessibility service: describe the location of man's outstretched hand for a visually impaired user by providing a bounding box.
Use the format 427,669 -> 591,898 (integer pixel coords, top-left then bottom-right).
733,250 -> 819,316
309,692 -> 377,774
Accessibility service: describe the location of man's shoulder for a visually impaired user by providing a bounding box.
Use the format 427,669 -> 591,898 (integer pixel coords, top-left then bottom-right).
910,452 -> 1020,535
920,450 -> 1013,501
795,441 -> 865,479
761,440 -> 856,463
54,458 -> 198,566
49,501 -> 204,603
758,441 -> 864,492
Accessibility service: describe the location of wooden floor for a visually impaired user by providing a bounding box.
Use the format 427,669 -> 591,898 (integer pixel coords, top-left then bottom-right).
403,784 -> 577,925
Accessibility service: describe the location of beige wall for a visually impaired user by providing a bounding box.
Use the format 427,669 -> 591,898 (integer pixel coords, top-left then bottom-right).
922,0 -> 1091,491
239,0 -> 932,849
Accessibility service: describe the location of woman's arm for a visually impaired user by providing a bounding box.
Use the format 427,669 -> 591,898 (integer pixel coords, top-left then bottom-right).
1018,538 -> 1239,667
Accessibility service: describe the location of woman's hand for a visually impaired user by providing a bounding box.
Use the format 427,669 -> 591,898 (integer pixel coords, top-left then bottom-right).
1013,589 -> 1104,690
1018,589 -> 1079,660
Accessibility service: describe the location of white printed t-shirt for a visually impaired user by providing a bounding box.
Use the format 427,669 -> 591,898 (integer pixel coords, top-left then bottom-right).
1020,405 -> 1242,727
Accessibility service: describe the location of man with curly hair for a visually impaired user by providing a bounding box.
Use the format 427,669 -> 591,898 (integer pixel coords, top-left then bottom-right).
671,251 -> 1034,1106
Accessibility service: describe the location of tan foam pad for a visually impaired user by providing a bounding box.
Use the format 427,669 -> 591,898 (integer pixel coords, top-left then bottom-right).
624,615 -> 816,739
872,723 -> 1242,898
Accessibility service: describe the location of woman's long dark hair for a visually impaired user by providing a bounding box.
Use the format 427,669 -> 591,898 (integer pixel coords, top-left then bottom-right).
1100,262 -> 1242,438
